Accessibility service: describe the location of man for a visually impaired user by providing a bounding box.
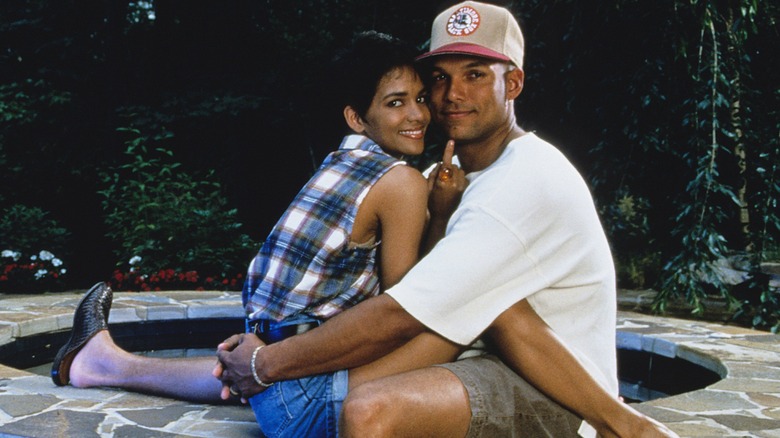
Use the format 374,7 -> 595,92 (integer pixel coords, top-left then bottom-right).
218,2 -> 678,437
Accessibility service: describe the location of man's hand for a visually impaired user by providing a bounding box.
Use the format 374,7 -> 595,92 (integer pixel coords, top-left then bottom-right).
427,140 -> 467,220
422,140 -> 468,254
213,333 -> 267,402
599,407 -> 681,438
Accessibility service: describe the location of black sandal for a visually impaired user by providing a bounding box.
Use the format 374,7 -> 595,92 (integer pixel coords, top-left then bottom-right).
51,282 -> 113,386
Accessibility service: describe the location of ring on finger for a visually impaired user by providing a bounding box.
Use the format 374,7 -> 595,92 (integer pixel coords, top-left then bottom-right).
439,167 -> 453,182
229,386 -> 240,397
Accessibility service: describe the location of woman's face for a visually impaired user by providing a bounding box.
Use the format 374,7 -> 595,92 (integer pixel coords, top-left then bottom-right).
359,65 -> 430,158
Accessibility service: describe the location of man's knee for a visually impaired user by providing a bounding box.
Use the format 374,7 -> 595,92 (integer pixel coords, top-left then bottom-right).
340,383 -> 397,438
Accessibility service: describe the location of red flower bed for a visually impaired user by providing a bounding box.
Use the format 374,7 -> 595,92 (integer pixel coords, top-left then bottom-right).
108,268 -> 244,292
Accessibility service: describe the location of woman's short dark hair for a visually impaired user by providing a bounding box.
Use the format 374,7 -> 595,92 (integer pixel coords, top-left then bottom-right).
329,31 -> 421,118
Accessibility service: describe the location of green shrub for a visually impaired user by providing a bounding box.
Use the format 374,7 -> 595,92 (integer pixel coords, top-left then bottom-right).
600,191 -> 661,289
0,204 -> 71,292
99,128 -> 255,286
667,5 -> 776,323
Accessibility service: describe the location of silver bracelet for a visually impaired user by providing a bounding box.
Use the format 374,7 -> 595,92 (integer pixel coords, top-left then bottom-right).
251,346 -> 273,388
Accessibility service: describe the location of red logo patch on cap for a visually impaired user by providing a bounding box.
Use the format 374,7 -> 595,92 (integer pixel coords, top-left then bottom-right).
446,6 -> 480,36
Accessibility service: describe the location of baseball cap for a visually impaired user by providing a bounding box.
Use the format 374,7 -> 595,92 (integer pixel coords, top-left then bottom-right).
417,1 -> 525,69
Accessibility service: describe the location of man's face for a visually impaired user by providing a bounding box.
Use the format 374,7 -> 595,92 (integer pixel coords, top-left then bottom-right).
428,56 -> 515,145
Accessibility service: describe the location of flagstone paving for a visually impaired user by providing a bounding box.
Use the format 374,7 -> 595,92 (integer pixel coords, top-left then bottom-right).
0,290 -> 778,437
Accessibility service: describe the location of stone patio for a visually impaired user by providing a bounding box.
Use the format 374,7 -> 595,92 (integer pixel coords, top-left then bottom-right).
0,290 -> 778,437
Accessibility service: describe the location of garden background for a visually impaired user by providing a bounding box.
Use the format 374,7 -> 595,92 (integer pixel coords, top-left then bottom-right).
1,1 -> 778,329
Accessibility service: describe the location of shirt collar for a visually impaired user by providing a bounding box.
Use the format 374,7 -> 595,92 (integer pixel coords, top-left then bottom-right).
338,134 -> 389,157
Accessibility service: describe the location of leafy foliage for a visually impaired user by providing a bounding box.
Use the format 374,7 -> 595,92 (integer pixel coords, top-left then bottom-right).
0,205 -> 72,293
508,0 -> 779,327
0,0 -> 778,326
650,1 -> 780,324
99,128 -> 255,280
599,191 -> 660,289
0,205 -> 72,258
0,80 -> 71,125
0,79 -> 72,206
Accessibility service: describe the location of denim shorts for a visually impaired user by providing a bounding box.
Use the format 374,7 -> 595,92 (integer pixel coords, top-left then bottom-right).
245,315 -> 348,438
248,369 -> 348,438
437,354 -> 584,437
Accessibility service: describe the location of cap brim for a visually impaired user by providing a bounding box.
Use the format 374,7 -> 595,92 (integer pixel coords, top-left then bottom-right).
416,42 -> 511,63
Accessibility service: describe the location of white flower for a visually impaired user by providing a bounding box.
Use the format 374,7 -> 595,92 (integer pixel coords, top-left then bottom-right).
129,255 -> 142,265
30,255 -> 37,261
2,250 -> 21,261
60,268 -> 68,275
52,258 -> 63,267
39,250 -> 55,261
35,269 -> 48,280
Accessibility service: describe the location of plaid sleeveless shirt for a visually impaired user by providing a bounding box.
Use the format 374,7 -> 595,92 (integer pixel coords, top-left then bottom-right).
243,135 -> 405,322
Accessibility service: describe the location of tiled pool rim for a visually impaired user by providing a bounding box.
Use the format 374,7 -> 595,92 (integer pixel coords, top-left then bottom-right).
0,290 -> 779,437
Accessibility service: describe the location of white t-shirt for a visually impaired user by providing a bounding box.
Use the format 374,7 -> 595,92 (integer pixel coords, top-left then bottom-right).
387,132 -> 618,398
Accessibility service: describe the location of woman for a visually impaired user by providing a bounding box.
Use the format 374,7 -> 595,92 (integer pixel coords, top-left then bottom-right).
234,31 -> 464,437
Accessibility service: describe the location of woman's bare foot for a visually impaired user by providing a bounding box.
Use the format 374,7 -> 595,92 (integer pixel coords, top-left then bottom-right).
68,330 -> 130,388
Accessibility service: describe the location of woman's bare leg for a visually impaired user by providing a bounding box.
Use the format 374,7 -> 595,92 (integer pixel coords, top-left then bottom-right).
69,330 -> 227,403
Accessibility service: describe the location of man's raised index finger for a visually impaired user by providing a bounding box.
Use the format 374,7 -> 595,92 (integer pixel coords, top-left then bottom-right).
442,140 -> 455,166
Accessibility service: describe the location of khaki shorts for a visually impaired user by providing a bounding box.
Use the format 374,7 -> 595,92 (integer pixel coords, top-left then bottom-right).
437,354 -> 583,437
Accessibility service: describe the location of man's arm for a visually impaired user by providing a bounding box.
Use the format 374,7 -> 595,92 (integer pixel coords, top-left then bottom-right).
216,293 -> 426,398
489,300 -> 679,438
262,294 -> 424,380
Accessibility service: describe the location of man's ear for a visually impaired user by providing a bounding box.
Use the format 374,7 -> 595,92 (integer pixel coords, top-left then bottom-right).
505,67 -> 524,100
344,106 -> 365,133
